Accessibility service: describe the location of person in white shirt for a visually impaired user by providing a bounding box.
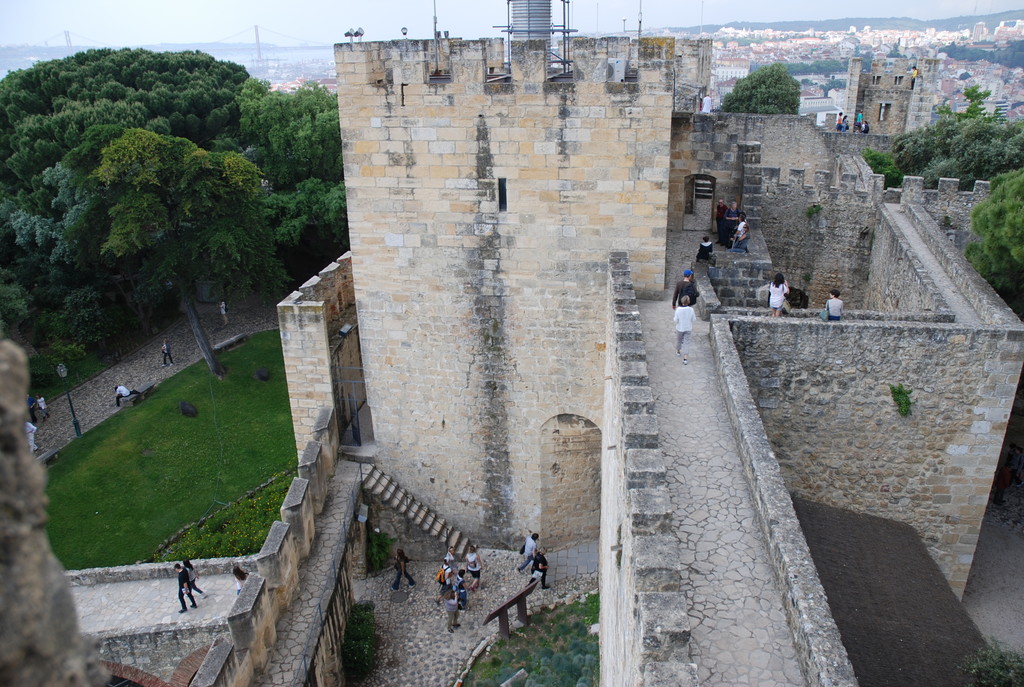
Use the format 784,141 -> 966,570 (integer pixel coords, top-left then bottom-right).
673,296 -> 696,365
25,421 -> 38,452
768,273 -> 790,317
517,532 -> 539,572
114,384 -> 137,407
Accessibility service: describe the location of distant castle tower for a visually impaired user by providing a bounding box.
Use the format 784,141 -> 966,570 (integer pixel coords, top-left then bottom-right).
844,57 -> 939,135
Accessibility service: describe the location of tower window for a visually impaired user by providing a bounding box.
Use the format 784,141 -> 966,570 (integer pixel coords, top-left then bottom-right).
894,75 -> 904,86
498,178 -> 507,212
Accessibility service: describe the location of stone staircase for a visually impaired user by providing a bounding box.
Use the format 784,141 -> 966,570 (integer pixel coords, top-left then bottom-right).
362,466 -> 472,558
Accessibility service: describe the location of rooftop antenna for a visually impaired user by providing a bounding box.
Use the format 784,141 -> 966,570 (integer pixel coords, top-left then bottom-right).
433,0 -> 441,73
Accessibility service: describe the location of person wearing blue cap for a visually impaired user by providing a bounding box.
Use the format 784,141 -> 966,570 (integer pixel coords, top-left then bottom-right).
672,270 -> 699,310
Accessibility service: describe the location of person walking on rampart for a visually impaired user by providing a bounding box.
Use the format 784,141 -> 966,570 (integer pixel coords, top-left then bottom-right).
672,270 -> 699,310
391,548 -> 416,591
673,296 -> 696,365
182,559 -> 203,595
465,545 -> 483,591
233,565 -> 248,595
768,273 -> 789,317
27,395 -> 37,424
219,300 -> 228,326
174,563 -> 197,613
517,532 -> 539,572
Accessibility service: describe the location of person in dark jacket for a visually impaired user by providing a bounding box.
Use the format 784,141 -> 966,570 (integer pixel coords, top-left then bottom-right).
174,563 -> 197,613
532,548 -> 550,589
672,270 -> 699,309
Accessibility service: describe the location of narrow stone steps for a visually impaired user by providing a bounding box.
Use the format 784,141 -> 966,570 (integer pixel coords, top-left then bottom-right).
362,466 -> 472,557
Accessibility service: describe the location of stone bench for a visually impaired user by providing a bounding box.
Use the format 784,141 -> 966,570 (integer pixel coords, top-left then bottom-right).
124,381 -> 156,406
37,448 -> 60,466
213,333 -> 248,352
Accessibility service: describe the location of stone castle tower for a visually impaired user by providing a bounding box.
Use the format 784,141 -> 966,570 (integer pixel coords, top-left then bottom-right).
844,57 -> 940,134
335,36 -> 710,548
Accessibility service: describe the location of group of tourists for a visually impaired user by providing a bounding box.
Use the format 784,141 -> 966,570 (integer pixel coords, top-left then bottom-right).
389,532 -> 550,634
835,112 -> 870,134
714,200 -> 750,253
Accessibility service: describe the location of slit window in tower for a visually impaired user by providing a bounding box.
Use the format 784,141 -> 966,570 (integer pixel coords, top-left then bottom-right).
498,178 -> 508,212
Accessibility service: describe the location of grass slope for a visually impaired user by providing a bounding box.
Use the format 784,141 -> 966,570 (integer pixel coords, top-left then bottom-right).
46,330 -> 295,570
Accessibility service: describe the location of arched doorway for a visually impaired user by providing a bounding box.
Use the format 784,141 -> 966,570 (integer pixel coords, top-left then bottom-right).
539,414 -> 602,549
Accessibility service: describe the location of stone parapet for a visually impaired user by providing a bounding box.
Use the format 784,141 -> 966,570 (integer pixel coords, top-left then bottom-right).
709,317 -> 857,687
600,252 -> 697,686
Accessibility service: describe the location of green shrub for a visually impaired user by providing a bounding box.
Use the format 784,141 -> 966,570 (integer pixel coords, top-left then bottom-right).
965,644 -> 1024,687
342,602 -> 377,679
366,529 -> 394,572
862,148 -> 905,189
889,383 -> 914,417
158,472 -> 293,560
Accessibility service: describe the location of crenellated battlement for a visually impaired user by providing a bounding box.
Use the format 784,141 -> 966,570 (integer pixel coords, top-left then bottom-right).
335,36 -> 710,110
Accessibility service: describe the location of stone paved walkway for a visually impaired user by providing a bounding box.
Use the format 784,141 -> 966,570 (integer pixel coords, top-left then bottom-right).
71,573 -> 239,635
33,298 -> 280,454
640,296 -> 804,686
354,542 -> 599,687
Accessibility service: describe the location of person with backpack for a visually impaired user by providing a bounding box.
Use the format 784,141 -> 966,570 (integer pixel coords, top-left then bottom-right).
454,569 -> 469,610
434,560 -> 452,604
517,532 -> 539,572
391,548 -> 415,591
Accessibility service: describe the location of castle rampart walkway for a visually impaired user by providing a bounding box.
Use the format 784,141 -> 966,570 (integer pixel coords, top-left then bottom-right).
638,295 -> 804,686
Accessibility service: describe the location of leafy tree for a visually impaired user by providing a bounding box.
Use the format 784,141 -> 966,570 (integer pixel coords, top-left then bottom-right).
0,269 -> 29,337
0,48 -> 249,217
237,80 -> 349,272
862,148 -> 904,189
721,63 -> 800,115
93,129 -> 286,376
965,168 -> 1024,310
890,116 -> 1024,190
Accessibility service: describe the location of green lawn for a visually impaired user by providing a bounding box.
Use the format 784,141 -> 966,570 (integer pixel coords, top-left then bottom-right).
46,330 -> 296,570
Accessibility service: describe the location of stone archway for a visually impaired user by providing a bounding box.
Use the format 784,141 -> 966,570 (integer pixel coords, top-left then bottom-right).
538,414 -> 602,550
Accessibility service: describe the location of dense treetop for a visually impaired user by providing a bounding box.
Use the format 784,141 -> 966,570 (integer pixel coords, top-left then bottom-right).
721,63 -> 801,115
0,48 -> 248,215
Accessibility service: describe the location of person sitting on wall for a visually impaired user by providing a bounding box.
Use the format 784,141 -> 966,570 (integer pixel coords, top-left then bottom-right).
825,289 -> 844,321
696,236 -> 715,265
728,213 -> 750,253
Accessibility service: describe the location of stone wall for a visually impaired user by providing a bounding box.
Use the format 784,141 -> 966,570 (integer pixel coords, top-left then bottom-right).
599,253 -> 697,687
82,407 -> 364,687
335,36 -> 677,546
708,318 -> 857,687
730,317 -> 1024,595
889,176 -> 992,250
0,341 -> 104,687
277,253 -> 356,454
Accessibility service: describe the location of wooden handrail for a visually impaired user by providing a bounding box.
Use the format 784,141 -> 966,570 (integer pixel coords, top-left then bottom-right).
483,578 -> 540,638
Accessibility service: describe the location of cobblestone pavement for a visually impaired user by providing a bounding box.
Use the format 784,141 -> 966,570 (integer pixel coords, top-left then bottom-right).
640,296 -> 804,686
353,543 -> 598,687
32,298 -> 279,453
71,573 -> 238,634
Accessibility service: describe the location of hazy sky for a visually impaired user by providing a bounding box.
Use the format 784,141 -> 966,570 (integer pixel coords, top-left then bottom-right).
1,0 -> 1019,47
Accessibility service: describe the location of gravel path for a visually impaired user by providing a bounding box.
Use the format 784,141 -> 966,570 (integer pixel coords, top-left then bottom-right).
32,298 -> 279,453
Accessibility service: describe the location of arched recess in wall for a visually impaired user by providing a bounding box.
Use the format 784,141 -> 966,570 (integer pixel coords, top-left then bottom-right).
538,414 -> 602,550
